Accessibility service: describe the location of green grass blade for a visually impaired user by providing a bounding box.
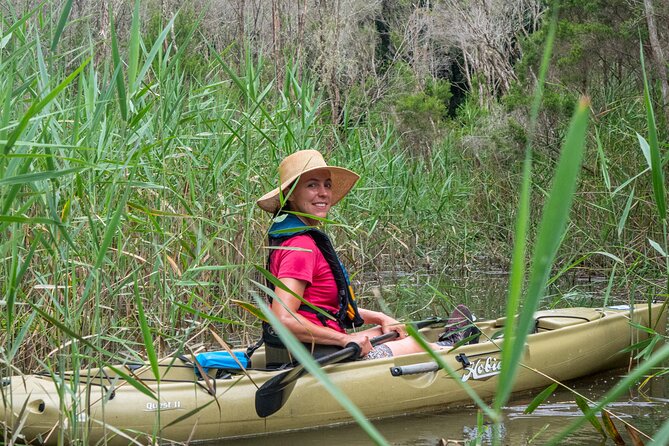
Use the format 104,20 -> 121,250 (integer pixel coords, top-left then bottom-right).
230,299 -> 267,321
3,56 -> 91,155
134,278 -> 160,383
1,160 -> 32,216
132,15 -> 175,93
127,0 -> 141,92
35,33 -> 49,91
4,0 -> 46,36
649,238 -> 667,257
252,269 -> 337,323
495,2 -> 559,411
79,174 -> 132,308
110,3 -> 128,121
173,5 -> 208,63
497,97 -> 590,409
7,312 -> 36,361
639,41 -> 666,220
637,133 -> 652,168
524,383 -> 558,414
0,215 -> 61,225
5,228 -> 41,338
0,166 -> 85,186
5,224 -> 19,332
208,41 -> 248,96
594,127 -> 611,191
618,187 -> 635,239
0,58 -> 14,146
94,180 -> 130,270
648,418 -> 669,446
574,395 -> 606,437
174,301 -> 237,325
163,398 -> 219,429
254,295 -> 390,446
50,0 -> 73,52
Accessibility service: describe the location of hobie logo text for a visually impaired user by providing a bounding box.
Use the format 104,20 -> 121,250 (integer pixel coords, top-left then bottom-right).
461,357 -> 502,382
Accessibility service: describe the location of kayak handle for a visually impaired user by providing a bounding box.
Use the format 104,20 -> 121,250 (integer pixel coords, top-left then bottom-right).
389,362 -> 440,376
390,352 -> 473,376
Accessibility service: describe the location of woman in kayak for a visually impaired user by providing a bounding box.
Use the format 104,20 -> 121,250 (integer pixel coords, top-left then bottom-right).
257,150 -> 474,364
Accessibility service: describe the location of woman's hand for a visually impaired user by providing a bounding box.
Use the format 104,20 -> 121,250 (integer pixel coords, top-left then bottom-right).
379,314 -> 408,339
346,332 -> 373,356
359,309 -> 408,339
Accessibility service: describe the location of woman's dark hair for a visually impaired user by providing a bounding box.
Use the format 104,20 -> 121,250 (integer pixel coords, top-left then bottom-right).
274,185 -> 295,217
274,202 -> 292,218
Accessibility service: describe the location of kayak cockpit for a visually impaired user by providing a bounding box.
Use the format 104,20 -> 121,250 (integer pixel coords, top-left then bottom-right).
492,307 -> 606,334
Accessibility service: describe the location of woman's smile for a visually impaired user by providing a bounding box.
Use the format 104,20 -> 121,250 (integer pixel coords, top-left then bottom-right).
288,169 -> 332,224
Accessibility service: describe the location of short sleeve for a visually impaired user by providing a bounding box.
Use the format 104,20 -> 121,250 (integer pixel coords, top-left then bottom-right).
270,235 -> 319,284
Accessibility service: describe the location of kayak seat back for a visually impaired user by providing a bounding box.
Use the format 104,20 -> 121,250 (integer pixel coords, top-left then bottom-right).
494,308 -> 604,332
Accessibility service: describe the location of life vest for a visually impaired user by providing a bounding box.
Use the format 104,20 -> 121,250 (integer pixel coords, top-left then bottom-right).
261,213 -> 365,352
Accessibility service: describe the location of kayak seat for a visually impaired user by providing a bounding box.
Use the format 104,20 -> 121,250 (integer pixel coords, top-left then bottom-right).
494,308 -> 604,332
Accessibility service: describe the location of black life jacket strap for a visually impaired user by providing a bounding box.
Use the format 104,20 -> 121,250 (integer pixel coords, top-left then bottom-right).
246,337 -> 264,358
260,214 -> 365,362
298,304 -> 336,327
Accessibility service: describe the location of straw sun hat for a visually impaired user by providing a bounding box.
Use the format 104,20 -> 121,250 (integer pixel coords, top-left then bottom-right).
256,150 -> 360,213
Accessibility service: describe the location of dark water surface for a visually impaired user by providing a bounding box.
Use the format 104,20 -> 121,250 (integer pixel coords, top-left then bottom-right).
222,370 -> 669,446
221,368 -> 667,445
219,274 -> 668,445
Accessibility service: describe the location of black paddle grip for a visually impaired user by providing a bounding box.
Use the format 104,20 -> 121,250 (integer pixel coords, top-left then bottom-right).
344,342 -> 362,358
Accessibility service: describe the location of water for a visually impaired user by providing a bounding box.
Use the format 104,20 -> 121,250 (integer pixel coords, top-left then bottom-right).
219,367 -> 668,445
218,274 -> 668,445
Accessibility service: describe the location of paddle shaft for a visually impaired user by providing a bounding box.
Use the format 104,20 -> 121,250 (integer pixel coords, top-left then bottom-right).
316,330 -> 399,367
255,316 -> 444,418
271,317 -> 442,387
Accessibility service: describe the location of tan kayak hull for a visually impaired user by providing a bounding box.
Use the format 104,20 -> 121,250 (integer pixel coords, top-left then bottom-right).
1,304 -> 665,444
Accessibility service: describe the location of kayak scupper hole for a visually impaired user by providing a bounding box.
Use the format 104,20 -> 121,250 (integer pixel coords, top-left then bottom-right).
28,399 -> 46,414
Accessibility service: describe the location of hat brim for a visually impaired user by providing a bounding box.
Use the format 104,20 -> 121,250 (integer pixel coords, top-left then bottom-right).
257,166 -> 359,213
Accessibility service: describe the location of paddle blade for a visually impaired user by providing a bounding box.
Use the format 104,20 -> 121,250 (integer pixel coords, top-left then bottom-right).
255,372 -> 298,417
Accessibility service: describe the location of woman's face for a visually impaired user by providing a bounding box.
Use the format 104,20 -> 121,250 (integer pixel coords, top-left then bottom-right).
287,169 -> 332,224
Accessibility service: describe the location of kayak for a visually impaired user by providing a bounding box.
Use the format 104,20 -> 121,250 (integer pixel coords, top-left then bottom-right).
1,303 -> 665,445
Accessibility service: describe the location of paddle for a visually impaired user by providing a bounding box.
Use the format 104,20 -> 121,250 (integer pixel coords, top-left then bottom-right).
255,316 -> 444,418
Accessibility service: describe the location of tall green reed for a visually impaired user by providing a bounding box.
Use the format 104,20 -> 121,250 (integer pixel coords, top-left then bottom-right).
494,2 -> 561,412
2,0 -> 447,375
512,34 -> 669,446
639,42 -> 668,296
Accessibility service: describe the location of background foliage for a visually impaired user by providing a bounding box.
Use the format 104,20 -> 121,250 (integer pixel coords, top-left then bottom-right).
1,0 -> 667,373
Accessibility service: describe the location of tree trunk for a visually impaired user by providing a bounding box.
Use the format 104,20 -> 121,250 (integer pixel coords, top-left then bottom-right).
272,0 -> 283,87
238,0 -> 246,63
296,0 -> 307,81
644,0 -> 669,125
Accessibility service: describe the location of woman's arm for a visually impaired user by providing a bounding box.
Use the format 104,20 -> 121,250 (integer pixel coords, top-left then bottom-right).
357,308 -> 408,338
270,278 -> 373,354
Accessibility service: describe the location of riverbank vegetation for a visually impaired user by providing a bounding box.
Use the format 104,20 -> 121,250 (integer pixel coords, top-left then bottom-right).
1,0 -> 668,444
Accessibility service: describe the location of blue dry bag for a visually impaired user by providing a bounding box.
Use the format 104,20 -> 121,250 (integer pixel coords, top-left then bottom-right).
195,351 -> 250,374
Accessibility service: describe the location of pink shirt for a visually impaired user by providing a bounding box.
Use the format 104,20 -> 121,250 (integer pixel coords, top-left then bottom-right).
269,234 -> 344,333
